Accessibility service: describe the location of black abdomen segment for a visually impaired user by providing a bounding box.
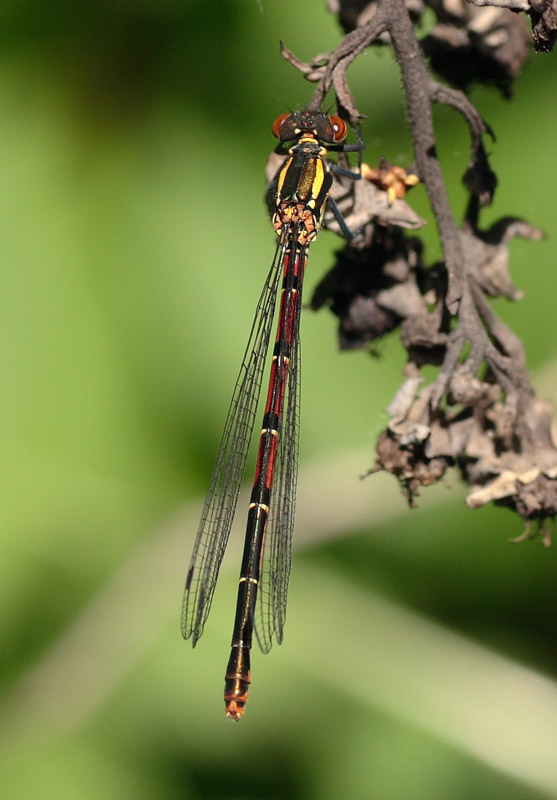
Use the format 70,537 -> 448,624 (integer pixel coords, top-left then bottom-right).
224,238 -> 307,720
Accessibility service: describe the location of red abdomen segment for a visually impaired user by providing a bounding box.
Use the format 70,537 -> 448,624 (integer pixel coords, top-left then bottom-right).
224,237 -> 307,720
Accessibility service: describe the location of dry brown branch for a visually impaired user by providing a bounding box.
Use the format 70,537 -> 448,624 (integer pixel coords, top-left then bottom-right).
275,0 -> 557,536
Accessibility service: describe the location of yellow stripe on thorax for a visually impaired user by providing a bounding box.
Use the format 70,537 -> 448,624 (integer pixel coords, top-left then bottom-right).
310,157 -> 325,201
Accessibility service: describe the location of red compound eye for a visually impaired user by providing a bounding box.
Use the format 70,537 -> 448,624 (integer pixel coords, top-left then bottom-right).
329,115 -> 348,142
272,113 -> 291,139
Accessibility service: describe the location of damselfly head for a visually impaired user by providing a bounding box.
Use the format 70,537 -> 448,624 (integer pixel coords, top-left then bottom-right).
272,110 -> 348,145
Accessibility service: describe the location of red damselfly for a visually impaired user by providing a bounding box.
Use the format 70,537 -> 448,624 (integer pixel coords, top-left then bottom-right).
182,109 -> 364,720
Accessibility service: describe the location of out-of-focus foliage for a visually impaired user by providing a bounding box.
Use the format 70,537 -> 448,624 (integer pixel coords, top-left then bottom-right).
1,2 -> 557,799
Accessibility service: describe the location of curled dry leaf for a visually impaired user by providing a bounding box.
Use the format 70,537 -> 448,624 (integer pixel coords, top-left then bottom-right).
461,216 -> 545,300
400,314 -> 448,366
373,429 -> 452,505
325,166 -> 426,246
466,0 -> 557,52
463,397 -> 557,526
373,377 -> 455,503
376,370 -> 557,530
424,0 -> 531,94
310,227 -> 427,349
529,0 -> 557,51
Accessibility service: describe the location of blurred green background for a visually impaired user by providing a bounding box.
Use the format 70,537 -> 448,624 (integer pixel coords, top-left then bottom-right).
2,2 -> 557,798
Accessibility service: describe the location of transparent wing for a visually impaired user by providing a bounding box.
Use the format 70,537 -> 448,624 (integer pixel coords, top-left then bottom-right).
181,241 -> 286,645
253,249 -> 305,654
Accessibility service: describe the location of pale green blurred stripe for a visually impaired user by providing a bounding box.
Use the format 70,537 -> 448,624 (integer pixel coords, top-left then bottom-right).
2,443 -> 556,794
284,566 -> 557,797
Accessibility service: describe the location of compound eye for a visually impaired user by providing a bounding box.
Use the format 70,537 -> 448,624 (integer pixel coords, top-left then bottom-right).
272,113 -> 291,139
330,115 -> 348,142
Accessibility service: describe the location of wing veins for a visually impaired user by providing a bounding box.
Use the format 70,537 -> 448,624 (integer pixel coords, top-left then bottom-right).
181,242 -> 286,643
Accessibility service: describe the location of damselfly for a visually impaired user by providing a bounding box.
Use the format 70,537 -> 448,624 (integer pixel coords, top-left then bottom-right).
182,109 -> 364,720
